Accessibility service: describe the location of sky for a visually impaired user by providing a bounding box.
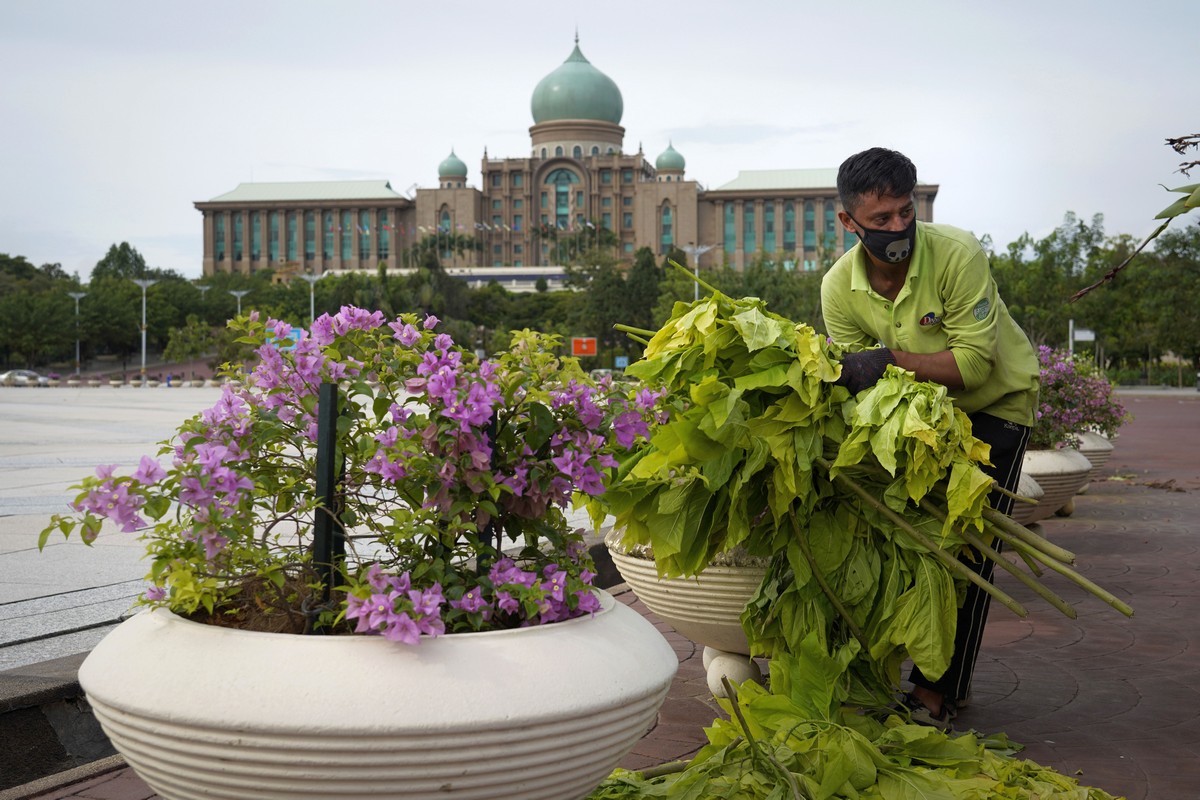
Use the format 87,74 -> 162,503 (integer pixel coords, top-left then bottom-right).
2,0 -> 1197,283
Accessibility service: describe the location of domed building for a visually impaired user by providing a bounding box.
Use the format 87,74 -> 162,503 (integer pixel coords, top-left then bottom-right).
197,38 -> 937,281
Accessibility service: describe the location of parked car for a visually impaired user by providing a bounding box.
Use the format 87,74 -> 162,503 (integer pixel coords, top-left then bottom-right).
0,369 -> 50,387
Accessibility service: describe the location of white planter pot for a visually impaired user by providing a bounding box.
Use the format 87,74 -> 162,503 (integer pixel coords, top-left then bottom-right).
80,592 -> 675,800
606,533 -> 767,696
1074,430 -> 1115,489
1021,447 -> 1092,523
1009,471 -> 1045,527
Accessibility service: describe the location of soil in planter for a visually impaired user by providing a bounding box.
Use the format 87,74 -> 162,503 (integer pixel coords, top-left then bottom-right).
182,571 -> 330,634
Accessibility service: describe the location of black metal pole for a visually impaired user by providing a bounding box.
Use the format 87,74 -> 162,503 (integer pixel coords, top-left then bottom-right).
313,382 -> 345,615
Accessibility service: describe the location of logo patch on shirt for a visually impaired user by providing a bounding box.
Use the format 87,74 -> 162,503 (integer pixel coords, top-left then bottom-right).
919,312 -> 943,327
973,298 -> 991,321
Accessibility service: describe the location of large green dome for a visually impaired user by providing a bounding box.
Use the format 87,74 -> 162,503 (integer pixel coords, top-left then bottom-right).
530,41 -> 623,125
438,149 -> 468,179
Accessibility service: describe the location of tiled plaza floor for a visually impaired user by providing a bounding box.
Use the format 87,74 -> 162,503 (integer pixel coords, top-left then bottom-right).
12,391 -> 1199,800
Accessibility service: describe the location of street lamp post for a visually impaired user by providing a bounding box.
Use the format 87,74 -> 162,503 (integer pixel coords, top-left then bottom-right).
679,244 -> 717,301
296,272 -> 321,325
67,292 -> 86,376
131,279 -> 157,387
229,290 -> 250,317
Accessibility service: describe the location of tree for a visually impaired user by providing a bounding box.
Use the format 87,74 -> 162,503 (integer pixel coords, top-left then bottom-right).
163,314 -> 217,371
92,242 -> 149,281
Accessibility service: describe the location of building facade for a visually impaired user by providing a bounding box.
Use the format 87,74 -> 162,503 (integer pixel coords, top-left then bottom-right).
196,38 -> 938,279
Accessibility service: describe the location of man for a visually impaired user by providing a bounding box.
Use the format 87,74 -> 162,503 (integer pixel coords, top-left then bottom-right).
820,147 -> 1039,729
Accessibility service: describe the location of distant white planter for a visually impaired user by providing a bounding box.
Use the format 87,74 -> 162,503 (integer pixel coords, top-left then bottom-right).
1010,471 -> 1046,527
606,531 -> 767,697
1074,430 -> 1115,491
1021,447 -> 1092,522
80,594 -> 676,800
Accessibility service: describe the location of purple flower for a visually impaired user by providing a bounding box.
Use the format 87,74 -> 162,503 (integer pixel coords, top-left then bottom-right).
389,321 -> 421,346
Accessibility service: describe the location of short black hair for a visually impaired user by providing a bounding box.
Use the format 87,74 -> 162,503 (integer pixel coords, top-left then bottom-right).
837,148 -> 917,215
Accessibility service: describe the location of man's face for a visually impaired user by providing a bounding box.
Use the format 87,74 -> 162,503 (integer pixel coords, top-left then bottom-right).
839,192 -> 916,234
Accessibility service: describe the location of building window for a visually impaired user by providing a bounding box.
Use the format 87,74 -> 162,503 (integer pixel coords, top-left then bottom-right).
743,205 -> 756,251
764,202 -> 776,253
304,211 -> 315,261
513,214 -> 523,232
233,213 -> 243,261
622,196 -> 632,206
573,145 -> 582,158
622,168 -> 633,183
602,197 -> 612,207
323,212 -> 334,260
576,190 -> 583,207
512,174 -> 523,187
803,201 -> 816,249
359,211 -> 371,261
602,212 -> 611,229
251,211 -> 262,259
491,173 -> 501,187
514,244 -> 523,254
492,215 -> 502,227
623,242 -> 634,253
379,211 -> 390,259
513,199 -> 523,209
622,212 -> 633,228
492,199 -> 502,209
724,204 -> 735,254
493,245 -> 502,255
341,212 -> 352,261
286,212 -> 298,262
601,170 -> 612,184
660,204 -> 673,255
544,168 -> 580,230
591,146 -> 599,156
784,202 -> 796,252
269,212 -> 280,263
541,192 -> 548,209
555,146 -> 564,156
540,147 -> 547,158
214,212 -> 225,261
824,201 -> 837,251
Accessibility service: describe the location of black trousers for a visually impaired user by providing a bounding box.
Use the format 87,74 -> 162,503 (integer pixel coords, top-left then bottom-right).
909,412 -> 1031,703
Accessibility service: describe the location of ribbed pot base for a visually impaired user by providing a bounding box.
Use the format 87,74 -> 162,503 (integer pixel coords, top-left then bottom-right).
80,593 -> 676,800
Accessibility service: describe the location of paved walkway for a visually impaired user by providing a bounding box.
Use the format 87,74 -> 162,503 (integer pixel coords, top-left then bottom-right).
5,389 -> 1199,799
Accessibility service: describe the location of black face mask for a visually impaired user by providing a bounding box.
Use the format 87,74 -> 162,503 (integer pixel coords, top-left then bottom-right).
849,214 -> 916,264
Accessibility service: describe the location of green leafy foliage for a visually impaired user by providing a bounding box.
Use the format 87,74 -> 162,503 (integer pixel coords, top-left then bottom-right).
596,285 -> 997,702
588,634 -> 1122,800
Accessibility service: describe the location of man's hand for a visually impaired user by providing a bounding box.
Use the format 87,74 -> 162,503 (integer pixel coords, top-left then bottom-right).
834,348 -> 897,395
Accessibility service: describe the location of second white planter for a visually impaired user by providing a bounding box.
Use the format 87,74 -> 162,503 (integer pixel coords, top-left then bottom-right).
606,531 -> 767,696
1020,447 -> 1093,523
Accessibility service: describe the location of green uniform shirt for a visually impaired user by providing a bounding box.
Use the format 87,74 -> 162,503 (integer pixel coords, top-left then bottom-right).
821,221 -> 1039,426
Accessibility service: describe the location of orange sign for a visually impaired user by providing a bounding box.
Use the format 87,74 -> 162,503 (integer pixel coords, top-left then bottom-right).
571,337 -> 597,357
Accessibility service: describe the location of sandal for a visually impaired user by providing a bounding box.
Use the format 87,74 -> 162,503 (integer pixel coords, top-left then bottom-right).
901,691 -> 954,731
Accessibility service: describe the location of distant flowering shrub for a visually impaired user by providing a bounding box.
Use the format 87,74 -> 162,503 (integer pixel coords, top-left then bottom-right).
42,307 -> 662,644
1031,346 -> 1130,450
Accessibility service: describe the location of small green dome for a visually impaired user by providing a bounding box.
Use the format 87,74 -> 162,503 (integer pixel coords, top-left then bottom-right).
438,149 -> 468,179
656,142 -> 685,171
530,41 -> 623,125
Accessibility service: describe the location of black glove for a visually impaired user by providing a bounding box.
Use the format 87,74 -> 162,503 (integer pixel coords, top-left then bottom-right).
834,348 -> 896,395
